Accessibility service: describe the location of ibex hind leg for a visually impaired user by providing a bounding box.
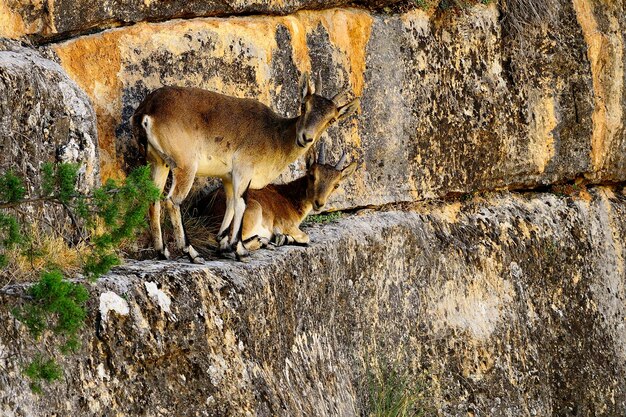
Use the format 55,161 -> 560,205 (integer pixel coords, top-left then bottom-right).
148,154 -> 171,260
242,235 -> 263,251
165,165 -> 205,264
150,201 -> 169,260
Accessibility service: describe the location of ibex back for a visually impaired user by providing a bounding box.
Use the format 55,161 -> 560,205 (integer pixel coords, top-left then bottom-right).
132,75 -> 359,261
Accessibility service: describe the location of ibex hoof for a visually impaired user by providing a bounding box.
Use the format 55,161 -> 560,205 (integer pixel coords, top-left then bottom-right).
218,237 -> 232,253
259,237 -> 274,250
234,241 -> 249,261
157,248 -> 171,260
271,234 -> 287,247
236,254 -> 250,263
191,256 -> 205,264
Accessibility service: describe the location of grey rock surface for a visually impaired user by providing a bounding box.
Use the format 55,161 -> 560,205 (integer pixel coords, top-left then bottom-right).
0,40 -> 99,236
0,41 -> 98,189
1,186 -> 625,416
1,0 -> 401,42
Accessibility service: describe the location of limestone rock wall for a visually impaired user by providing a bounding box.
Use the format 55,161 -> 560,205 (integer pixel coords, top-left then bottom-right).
0,0 -> 394,42
0,40 -> 99,198
37,1 -> 625,209
1,187 -> 625,416
0,1 -> 626,416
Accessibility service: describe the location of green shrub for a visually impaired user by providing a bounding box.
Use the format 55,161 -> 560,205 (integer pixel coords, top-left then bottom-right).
303,211 -> 344,225
23,354 -> 62,394
13,270 -> 89,341
1,162 -> 159,393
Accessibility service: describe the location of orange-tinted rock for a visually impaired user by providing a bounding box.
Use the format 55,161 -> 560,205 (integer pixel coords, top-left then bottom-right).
1,0 -> 398,41
573,0 -> 626,181
49,3 -> 626,210
52,10 -> 374,186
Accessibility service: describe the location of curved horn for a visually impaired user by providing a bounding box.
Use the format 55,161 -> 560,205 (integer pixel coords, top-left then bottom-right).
331,89 -> 350,105
301,72 -> 313,99
335,151 -> 347,170
314,77 -> 323,95
317,142 -> 326,165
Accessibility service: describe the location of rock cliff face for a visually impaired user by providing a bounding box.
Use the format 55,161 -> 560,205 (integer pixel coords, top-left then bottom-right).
0,40 -> 98,187
0,0 -> 625,415
0,40 -> 98,233
43,1 -> 625,209
0,0 -> 394,42
1,188 -> 625,416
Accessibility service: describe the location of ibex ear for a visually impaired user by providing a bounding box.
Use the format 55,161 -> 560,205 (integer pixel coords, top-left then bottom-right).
336,98 -> 360,121
341,161 -> 358,179
300,73 -> 312,100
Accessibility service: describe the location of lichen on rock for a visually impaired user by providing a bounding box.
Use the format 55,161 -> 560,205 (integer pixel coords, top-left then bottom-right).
0,1 -> 625,416
0,40 -> 99,238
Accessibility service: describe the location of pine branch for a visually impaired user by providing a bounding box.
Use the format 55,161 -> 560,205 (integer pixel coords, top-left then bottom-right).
0,197 -> 55,210
60,201 -> 87,242
0,189 -> 121,210
0,284 -> 33,300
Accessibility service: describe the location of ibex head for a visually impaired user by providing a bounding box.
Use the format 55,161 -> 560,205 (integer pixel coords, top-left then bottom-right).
296,73 -> 360,148
305,143 -> 358,210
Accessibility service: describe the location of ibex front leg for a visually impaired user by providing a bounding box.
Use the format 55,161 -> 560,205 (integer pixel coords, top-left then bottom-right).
228,173 -> 251,260
164,165 -> 204,264
217,180 -> 235,253
272,228 -> 310,247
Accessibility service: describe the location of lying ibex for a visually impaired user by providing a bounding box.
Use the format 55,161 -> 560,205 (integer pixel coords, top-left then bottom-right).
132,75 -> 359,262
201,143 -> 356,251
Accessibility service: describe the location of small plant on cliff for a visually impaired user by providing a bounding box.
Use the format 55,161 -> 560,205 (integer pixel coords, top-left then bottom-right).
0,163 -> 159,279
12,270 -> 89,353
1,163 -> 159,393
23,354 -> 63,394
414,0 -> 432,9
302,211 -> 344,226
436,0 -> 495,10
367,361 -> 433,417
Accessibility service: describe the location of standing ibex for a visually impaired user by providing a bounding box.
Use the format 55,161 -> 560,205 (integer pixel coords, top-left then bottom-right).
132,75 -> 359,262
202,143 -> 356,251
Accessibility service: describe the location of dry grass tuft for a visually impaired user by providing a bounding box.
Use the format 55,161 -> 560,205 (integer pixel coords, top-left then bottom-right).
2,221 -> 91,287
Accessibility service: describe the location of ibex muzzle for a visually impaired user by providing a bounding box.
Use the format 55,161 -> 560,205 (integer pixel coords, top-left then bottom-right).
132,74 -> 359,262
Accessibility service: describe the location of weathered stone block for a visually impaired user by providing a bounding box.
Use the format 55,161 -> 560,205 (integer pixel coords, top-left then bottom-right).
0,41 -> 98,202
48,4 -> 626,210
572,0 -> 626,181
0,0 -> 399,41
1,187 -> 625,415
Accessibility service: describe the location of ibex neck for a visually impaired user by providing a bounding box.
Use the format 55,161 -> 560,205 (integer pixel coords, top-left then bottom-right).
280,116 -> 306,159
282,115 -> 298,137
273,176 -> 312,220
